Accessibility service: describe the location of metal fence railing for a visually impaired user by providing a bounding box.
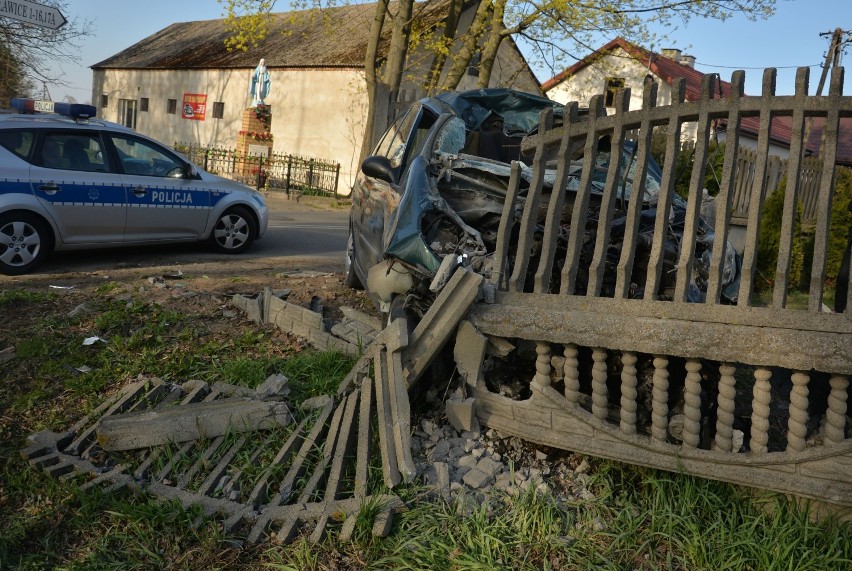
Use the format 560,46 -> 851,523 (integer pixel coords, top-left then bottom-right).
174,142 -> 341,197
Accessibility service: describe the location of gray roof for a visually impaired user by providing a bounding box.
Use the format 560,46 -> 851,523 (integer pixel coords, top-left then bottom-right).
93,2 -> 444,70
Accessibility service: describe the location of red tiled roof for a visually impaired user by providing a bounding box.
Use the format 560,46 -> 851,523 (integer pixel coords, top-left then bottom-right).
540,37 -> 731,100
543,37 -> 852,165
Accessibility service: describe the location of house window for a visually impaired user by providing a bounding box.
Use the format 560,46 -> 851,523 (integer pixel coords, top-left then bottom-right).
167,99 -> 177,114
604,77 -> 625,107
101,94 -> 109,108
212,101 -> 224,119
118,99 -> 137,129
140,97 -> 149,112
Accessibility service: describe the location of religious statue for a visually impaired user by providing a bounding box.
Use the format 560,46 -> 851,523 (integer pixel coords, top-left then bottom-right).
250,58 -> 271,106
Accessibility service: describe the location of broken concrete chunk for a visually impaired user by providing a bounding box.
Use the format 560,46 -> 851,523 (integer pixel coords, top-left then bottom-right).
429,254 -> 460,293
486,335 -> 515,358
339,306 -> 381,333
462,457 -> 503,489
372,510 -> 394,538
232,294 -> 263,324
0,346 -> 14,363
96,398 -> 292,451
255,374 -> 290,401
454,321 -> 487,388
446,397 -> 477,433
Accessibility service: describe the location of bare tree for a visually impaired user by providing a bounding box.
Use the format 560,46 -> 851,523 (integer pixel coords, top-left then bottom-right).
0,0 -> 94,105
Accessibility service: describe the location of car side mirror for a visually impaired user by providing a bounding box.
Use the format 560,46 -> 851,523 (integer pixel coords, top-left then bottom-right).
184,162 -> 198,179
361,155 -> 396,184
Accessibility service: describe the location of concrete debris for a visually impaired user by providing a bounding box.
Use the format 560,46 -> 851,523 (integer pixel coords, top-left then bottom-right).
412,401 -> 593,506
0,346 -> 14,363
446,396 -> 477,433
402,267 -> 484,385
233,290 -> 366,356
254,374 -> 290,401
22,377 -> 406,545
96,398 -> 292,451
68,303 -> 92,318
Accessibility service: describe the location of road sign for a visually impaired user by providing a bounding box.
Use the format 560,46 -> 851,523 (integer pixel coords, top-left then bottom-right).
0,0 -> 67,29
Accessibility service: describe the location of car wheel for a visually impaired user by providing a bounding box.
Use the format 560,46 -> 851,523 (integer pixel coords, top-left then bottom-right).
210,206 -> 257,254
0,212 -> 52,276
344,228 -> 363,289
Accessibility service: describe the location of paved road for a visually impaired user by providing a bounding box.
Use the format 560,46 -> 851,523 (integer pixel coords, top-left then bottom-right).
25,194 -> 351,276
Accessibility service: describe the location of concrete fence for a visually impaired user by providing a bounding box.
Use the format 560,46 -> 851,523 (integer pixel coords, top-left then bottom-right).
460,67 -> 852,509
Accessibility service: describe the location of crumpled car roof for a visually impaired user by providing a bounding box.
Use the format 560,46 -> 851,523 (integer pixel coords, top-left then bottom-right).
435,89 -> 562,134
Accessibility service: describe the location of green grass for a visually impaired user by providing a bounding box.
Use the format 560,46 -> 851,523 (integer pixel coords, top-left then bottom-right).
1,284 -> 849,569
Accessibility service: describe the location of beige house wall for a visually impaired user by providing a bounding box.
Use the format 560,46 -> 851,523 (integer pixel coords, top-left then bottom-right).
93,67 -> 368,192
544,47 -> 699,141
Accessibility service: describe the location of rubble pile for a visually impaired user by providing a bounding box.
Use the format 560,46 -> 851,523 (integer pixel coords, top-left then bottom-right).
412,389 -> 598,508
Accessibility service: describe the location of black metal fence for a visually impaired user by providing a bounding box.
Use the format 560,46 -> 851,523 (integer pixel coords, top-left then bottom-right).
174,142 -> 341,197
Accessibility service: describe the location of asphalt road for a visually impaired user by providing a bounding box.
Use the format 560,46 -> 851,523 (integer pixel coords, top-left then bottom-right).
20,194 -> 351,276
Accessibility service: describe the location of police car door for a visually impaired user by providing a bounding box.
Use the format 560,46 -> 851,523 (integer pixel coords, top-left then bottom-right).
108,134 -> 209,241
29,131 -> 126,243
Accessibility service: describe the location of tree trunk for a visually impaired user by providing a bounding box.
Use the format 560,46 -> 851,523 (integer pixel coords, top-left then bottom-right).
425,0 -> 464,95
437,0 -> 491,91
477,0 -> 507,89
382,0 -> 414,98
360,0 -> 390,163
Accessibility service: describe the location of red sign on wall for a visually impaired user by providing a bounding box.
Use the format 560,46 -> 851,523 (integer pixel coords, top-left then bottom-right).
181,93 -> 207,120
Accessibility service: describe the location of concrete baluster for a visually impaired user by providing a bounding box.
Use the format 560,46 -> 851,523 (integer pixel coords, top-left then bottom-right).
750,368 -> 772,453
786,370 -> 810,452
620,352 -> 638,434
533,342 -> 552,391
591,348 -> 609,421
563,343 -> 580,404
683,359 -> 702,448
714,363 -> 737,452
651,355 -> 669,442
826,374 -> 849,445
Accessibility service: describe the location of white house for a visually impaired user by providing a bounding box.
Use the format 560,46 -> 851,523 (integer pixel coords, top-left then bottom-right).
542,37 -> 852,166
91,1 -> 542,191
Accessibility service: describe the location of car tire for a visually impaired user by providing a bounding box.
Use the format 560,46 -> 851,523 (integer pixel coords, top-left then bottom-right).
0,212 -> 52,276
344,228 -> 363,289
210,206 -> 256,254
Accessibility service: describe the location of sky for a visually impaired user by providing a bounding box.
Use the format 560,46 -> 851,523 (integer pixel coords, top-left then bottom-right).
36,0 -> 852,104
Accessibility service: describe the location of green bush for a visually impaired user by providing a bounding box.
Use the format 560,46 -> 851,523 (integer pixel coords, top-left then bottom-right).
824,167 -> 852,281
757,166 -> 852,292
756,179 -> 806,291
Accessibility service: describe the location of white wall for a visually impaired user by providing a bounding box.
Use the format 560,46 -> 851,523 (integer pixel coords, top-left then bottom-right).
93,67 -> 368,192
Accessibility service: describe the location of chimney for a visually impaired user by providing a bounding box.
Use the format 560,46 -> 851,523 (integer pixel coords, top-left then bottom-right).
680,54 -> 696,68
661,48 -> 682,61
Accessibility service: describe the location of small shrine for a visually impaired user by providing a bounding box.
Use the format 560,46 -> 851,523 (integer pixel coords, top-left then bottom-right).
238,59 -> 273,184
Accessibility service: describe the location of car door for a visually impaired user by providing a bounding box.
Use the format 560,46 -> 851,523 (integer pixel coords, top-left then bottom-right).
28,130 -> 126,244
107,133 -> 210,242
351,106 -> 436,272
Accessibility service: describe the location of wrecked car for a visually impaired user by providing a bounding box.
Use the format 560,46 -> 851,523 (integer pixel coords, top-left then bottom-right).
346,88 -> 741,319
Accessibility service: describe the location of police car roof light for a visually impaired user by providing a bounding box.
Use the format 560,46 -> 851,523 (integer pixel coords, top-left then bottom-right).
10,98 -> 97,120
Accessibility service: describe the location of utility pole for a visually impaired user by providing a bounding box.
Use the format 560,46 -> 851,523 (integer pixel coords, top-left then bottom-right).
803,28 -> 851,158
814,28 -> 851,97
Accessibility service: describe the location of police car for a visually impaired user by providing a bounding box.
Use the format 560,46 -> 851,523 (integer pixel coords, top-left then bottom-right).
0,98 -> 269,275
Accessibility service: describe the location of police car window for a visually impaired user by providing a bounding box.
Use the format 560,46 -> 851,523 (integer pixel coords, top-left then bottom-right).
110,135 -> 184,178
0,130 -> 33,160
39,134 -> 108,172
51,133 -> 108,172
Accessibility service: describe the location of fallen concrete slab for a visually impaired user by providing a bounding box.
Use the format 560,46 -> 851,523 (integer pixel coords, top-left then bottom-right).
96,398 -> 292,451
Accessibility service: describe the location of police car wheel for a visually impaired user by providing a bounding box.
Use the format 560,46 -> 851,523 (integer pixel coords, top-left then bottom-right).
0,212 -> 52,276
210,206 -> 256,254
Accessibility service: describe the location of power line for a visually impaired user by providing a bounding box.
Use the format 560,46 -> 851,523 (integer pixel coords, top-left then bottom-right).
693,62 -> 822,70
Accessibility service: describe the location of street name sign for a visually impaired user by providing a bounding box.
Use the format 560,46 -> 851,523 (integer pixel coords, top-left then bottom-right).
0,0 -> 67,29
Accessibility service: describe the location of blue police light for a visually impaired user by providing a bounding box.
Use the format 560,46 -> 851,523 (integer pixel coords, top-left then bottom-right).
10,98 -> 97,120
